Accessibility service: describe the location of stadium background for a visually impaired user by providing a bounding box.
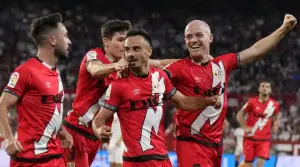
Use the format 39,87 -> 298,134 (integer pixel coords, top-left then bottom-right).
0,0 -> 300,166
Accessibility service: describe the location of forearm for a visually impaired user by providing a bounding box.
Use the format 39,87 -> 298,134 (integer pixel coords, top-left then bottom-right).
92,115 -> 106,137
88,61 -> 117,78
273,115 -> 280,125
176,96 -> 207,111
237,112 -> 247,128
240,26 -> 289,65
0,106 -> 14,139
149,59 -> 179,69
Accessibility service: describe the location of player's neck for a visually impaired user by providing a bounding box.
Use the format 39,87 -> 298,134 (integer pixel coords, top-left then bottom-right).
130,64 -> 149,78
36,48 -> 57,67
191,54 -> 210,65
258,95 -> 269,103
105,53 -> 116,63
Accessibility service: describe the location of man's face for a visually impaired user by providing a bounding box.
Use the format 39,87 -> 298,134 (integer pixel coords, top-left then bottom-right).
124,35 -> 152,69
258,82 -> 272,96
52,23 -> 71,60
104,31 -> 127,60
184,23 -> 213,60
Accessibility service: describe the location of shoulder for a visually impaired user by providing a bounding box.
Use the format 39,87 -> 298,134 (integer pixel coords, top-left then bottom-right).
270,98 -> 280,106
14,58 -> 35,75
164,58 -> 187,69
214,53 -> 238,60
151,68 -> 169,80
85,48 -> 105,61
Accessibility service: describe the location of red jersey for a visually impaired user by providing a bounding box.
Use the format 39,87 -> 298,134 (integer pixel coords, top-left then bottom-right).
103,68 -> 176,160
65,48 -> 116,135
244,97 -> 280,140
164,53 -> 239,144
4,57 -> 64,159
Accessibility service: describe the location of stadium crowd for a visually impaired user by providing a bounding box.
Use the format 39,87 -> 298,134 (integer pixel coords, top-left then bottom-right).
0,0 -> 300,151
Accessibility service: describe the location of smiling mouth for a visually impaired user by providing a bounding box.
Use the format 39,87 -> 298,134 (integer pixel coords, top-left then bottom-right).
190,45 -> 202,50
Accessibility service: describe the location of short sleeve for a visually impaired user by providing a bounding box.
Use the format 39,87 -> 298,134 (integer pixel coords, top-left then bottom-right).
86,50 -> 98,62
4,69 -> 29,98
274,102 -> 280,115
161,71 -> 177,99
218,53 -> 240,73
163,61 -> 179,81
242,100 -> 253,113
102,81 -> 122,112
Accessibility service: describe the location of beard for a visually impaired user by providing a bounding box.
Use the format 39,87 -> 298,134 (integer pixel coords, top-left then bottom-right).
54,46 -> 68,61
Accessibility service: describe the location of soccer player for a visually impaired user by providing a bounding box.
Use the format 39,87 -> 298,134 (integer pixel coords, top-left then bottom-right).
92,29 -> 221,167
237,81 -> 280,167
234,126 -> 245,167
108,113 -> 124,167
0,13 -> 72,167
163,14 -> 296,167
63,20 -> 179,167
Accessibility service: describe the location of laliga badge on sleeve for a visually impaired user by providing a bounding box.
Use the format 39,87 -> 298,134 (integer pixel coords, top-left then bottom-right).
87,51 -> 97,61
7,72 -> 19,88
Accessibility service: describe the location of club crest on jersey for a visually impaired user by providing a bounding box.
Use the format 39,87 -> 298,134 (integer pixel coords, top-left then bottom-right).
7,72 -> 19,88
87,51 -> 97,61
67,162 -> 75,167
213,69 -> 223,79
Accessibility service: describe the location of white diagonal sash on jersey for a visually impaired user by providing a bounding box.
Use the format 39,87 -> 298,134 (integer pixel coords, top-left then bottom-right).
34,73 -> 64,155
140,71 -> 164,151
191,62 -> 225,134
248,101 -> 275,136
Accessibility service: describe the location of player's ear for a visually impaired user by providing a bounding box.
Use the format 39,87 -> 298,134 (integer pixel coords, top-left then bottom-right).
209,34 -> 213,44
103,38 -> 110,47
48,36 -> 56,46
148,47 -> 152,58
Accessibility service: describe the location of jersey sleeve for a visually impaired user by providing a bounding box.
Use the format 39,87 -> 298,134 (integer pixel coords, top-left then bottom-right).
161,71 -> 177,99
274,102 -> 280,115
4,68 -> 30,98
163,61 -> 179,81
218,53 -> 241,73
102,81 -> 123,112
86,50 -> 99,62
242,100 -> 253,113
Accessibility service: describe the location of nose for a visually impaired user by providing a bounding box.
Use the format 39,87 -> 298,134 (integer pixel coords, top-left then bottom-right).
125,50 -> 136,60
190,36 -> 197,43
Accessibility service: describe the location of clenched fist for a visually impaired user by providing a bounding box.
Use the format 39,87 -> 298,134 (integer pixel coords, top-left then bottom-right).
281,14 -> 297,31
205,95 -> 221,109
94,125 -> 113,142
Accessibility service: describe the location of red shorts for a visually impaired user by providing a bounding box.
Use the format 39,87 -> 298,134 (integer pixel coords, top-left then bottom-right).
62,127 -> 101,167
123,159 -> 172,167
176,140 -> 223,167
10,157 -> 65,167
243,138 -> 271,162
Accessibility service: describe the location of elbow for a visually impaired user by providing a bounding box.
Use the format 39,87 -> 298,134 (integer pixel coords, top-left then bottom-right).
89,70 -> 99,78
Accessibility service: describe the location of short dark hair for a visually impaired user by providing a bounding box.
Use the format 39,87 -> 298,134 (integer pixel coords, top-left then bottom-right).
260,80 -> 272,86
30,13 -> 63,45
125,29 -> 152,47
101,20 -> 132,39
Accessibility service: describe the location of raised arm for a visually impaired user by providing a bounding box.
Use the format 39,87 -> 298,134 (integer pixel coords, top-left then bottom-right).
149,59 -> 180,69
87,58 -> 128,78
169,91 -> 220,111
239,14 -> 297,66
